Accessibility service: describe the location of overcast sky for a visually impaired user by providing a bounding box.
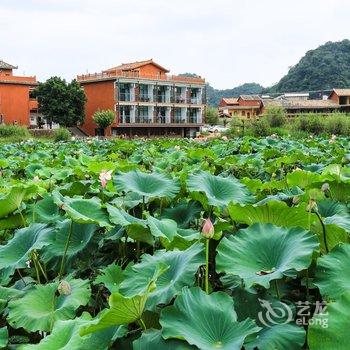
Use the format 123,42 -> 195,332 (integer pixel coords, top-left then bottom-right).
1,0 -> 349,89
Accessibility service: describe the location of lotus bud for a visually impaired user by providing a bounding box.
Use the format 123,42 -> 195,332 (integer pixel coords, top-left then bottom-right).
58,280 -> 72,295
174,145 -> 181,151
202,218 -> 214,239
306,199 -> 317,212
321,183 -> 330,192
292,196 -> 300,205
33,176 -> 40,182
221,136 -> 228,141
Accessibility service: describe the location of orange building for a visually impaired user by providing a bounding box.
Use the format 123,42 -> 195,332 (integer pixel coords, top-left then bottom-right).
77,59 -> 206,137
218,95 -> 262,119
0,60 -> 38,126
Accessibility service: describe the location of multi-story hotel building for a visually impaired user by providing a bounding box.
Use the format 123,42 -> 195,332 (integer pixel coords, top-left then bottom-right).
77,59 -> 206,137
0,60 -> 39,127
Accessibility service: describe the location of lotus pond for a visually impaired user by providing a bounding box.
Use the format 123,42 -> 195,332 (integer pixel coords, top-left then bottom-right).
0,136 -> 349,349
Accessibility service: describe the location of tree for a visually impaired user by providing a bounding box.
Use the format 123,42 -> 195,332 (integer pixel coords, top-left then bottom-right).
205,107 -> 219,125
92,110 -> 115,136
265,105 -> 286,127
35,77 -> 86,128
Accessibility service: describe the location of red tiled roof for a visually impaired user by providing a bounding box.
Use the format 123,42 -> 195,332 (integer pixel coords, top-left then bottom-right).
331,88 -> 350,96
104,59 -> 170,73
222,98 -> 238,105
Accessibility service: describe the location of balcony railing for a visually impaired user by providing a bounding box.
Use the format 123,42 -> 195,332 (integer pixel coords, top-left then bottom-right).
139,94 -> 152,102
77,70 -> 205,84
119,92 -> 132,101
119,115 -> 131,123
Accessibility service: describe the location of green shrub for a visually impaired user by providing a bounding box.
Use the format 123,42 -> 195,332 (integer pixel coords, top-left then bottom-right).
0,125 -> 30,138
296,114 -> 325,134
53,128 -> 71,142
251,119 -> 271,137
325,114 -> 350,135
265,105 -> 287,127
93,110 -> 115,129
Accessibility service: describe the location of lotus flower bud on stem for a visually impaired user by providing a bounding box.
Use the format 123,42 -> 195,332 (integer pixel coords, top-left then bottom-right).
292,196 -> 300,205
202,218 -> 214,239
307,198 -> 318,212
58,280 -> 72,295
321,183 -> 330,192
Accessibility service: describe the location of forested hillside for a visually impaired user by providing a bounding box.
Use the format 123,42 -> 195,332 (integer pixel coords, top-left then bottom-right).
269,39 -> 350,92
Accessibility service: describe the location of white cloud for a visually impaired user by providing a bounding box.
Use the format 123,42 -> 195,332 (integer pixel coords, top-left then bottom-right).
0,0 -> 349,89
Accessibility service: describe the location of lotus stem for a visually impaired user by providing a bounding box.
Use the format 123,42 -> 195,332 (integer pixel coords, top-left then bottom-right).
305,268 -> 310,300
139,317 -> 147,331
33,257 -> 41,284
18,206 -> 27,227
58,220 -> 73,280
315,211 -> 329,254
33,251 -> 48,282
274,280 -> 281,299
205,238 -> 210,293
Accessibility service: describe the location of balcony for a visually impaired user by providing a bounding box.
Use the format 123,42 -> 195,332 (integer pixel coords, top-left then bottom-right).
155,94 -> 168,103
119,92 -> 132,101
135,116 -> 153,123
138,94 -> 152,102
119,115 -> 131,123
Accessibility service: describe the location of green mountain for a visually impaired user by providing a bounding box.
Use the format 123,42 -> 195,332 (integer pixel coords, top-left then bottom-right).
206,83 -> 264,106
269,39 -> 350,93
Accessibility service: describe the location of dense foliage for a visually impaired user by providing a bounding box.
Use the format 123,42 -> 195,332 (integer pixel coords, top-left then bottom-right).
35,77 -> 87,127
269,39 -> 350,92
0,136 -> 349,349
93,110 -> 116,132
207,82 -> 264,106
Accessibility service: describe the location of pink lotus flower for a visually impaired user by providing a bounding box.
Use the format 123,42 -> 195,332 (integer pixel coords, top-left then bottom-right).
99,170 -> 112,188
202,218 -> 214,239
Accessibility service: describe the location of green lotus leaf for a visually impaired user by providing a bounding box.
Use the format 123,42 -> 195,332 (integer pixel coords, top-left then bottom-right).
161,201 -> 202,228
0,213 -> 24,230
147,215 -> 177,242
216,223 -> 319,288
160,287 -> 260,350
0,224 -> 53,275
0,286 -> 23,313
245,324 -> 306,350
20,313 -> 126,350
231,287 -> 305,349
0,185 -> 38,219
257,187 -> 305,205
41,220 -> 97,263
317,200 -> 350,233
308,292 -> 350,350
110,192 -> 143,209
187,171 -> 254,208
133,329 -> 196,350
31,195 -> 62,223
106,204 -> 146,227
114,170 -> 180,200
80,269 -> 166,336
120,243 -> 204,310
314,243 -> 350,300
286,170 -> 321,189
53,191 -> 111,227
0,326 -> 8,349
126,224 -> 155,245
7,278 -> 91,332
161,228 -> 199,251
94,263 -> 124,293
228,201 -> 316,229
